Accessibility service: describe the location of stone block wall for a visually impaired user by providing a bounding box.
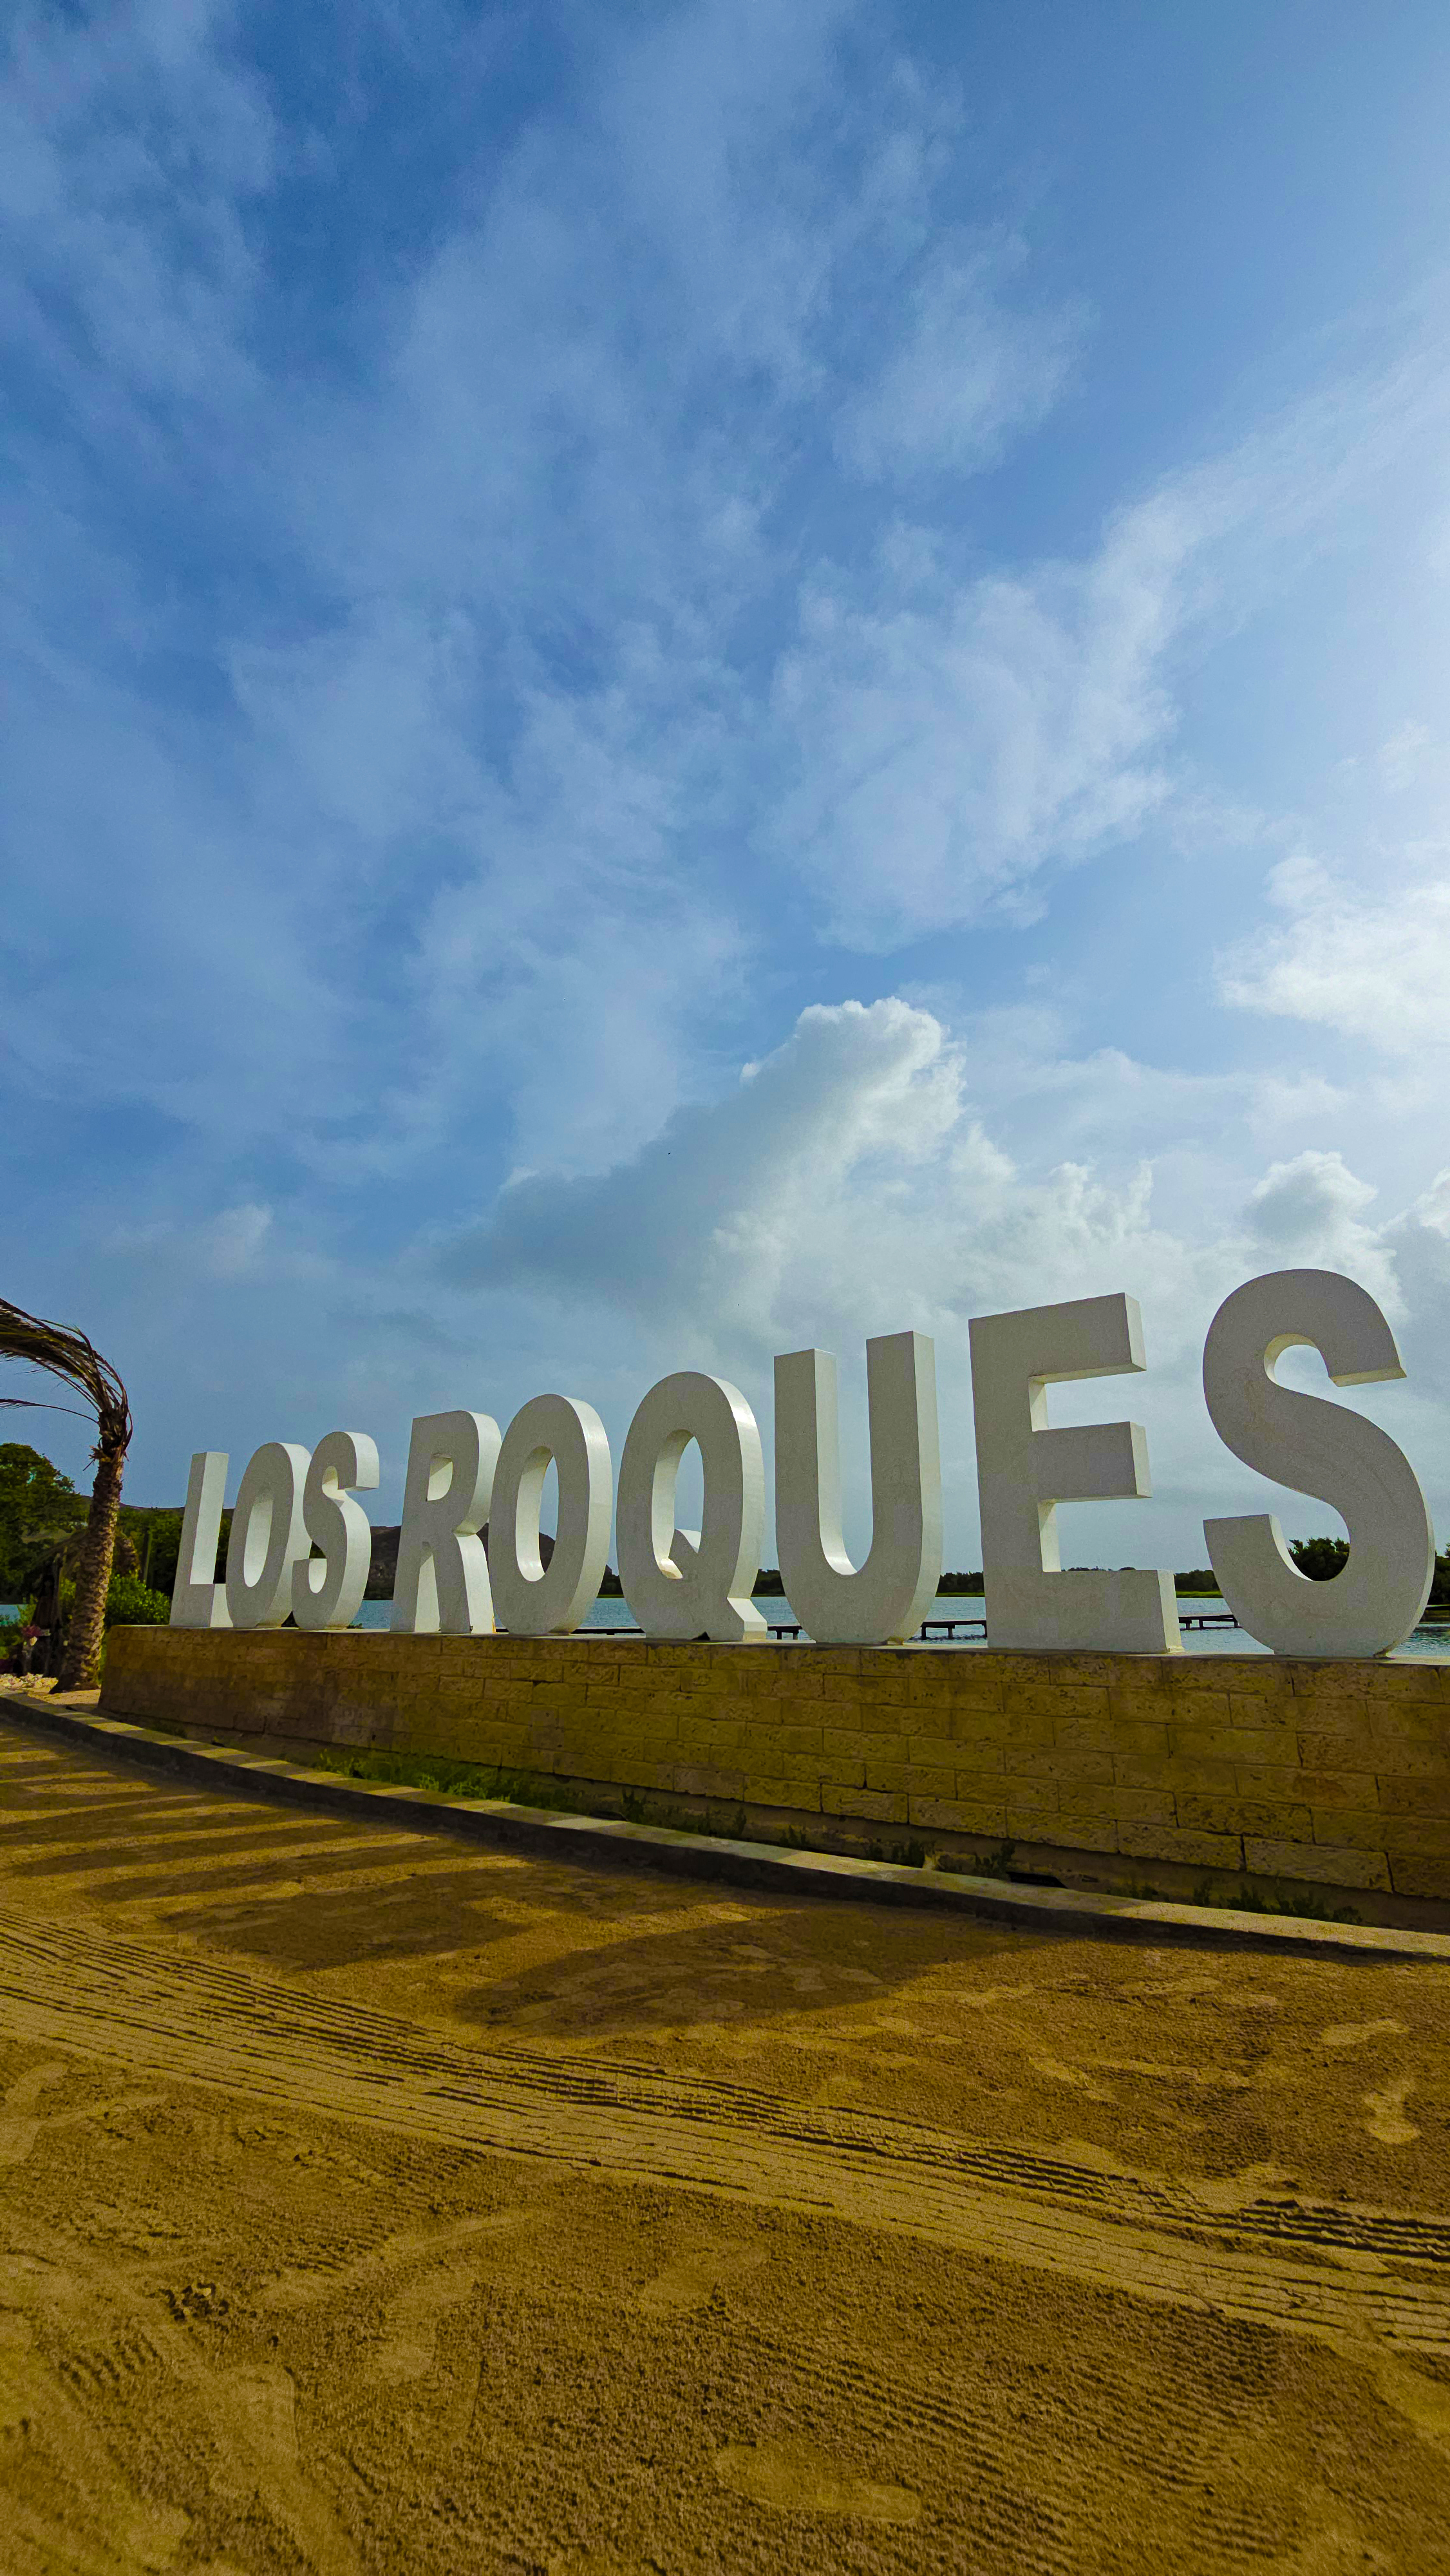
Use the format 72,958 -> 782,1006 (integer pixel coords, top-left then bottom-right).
98,1626 -> 1450,1903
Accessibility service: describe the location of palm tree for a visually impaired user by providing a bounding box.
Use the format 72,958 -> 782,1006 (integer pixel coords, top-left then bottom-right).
0,1298 -> 132,1690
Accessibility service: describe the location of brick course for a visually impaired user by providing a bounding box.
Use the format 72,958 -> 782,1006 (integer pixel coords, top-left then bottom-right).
99,1627 -> 1450,1900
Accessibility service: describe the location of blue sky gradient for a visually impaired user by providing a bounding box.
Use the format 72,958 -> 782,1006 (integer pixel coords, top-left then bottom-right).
8,1 -> 1450,1567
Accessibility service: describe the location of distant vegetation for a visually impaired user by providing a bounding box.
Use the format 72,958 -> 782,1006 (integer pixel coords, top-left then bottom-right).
0,1298 -> 134,1688
7,1443 -> 1448,1639
0,1443 -> 186,1605
1,1439 -> 177,1671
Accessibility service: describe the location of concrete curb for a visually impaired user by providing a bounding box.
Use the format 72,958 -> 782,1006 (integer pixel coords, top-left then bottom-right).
6,1690 -> 1450,1960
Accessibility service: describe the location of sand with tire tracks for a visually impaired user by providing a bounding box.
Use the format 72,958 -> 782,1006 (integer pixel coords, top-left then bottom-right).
4,1716 -> 1450,2571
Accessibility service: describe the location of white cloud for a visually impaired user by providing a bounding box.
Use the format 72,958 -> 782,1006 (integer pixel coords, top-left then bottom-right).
442,998 -> 981,1347
205,1203 -> 273,1278
445,996 -> 1229,1389
0,0 -> 272,433
1243,1150 -> 1397,1307
440,996 -> 1450,1561
766,489 -> 1191,945
836,233 -> 1082,480
1220,850 -> 1450,1057
13,2 -> 1450,1564
767,330 -> 1450,951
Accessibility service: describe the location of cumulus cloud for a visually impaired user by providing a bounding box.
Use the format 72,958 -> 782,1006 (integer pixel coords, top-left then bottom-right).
1243,1150 -> 1397,1307
442,999 -> 979,1345
444,996 -> 1232,1382
12,1 -> 1450,1557
440,996 -> 1450,1559
1221,851 -> 1450,1057
5,0 -> 1112,1183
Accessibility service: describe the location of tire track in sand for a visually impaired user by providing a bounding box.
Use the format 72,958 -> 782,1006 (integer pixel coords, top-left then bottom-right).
3,1908 -> 1449,2361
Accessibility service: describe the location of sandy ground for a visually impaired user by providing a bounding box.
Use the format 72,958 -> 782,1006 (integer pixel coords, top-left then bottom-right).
5,1721 -> 1450,2573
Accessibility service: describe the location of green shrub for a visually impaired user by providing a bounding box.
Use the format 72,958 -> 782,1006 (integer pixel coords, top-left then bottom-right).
104,1573 -> 171,1628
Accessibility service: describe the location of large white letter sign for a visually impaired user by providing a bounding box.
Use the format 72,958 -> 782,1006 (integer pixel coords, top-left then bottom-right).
225,1443 -> 311,1630
170,1451 -> 232,1629
391,1410 -> 500,1635
970,1294 -> 1180,1653
291,1431 -> 379,1633
616,1374 -> 766,1641
1202,1268 -> 1434,1656
775,1334 -> 942,1645
488,1394 -> 612,1636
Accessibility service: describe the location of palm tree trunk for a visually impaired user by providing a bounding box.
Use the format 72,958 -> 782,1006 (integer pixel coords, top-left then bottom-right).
58,1442 -> 126,1690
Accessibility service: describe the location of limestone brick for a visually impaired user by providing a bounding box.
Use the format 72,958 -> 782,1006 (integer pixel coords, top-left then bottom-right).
1285,1687 -> 1366,1728
1116,1823 -> 1245,1870
1293,1732 -> 1376,1776
940,1708 -> 1015,1747
1000,1681 -> 1110,1720
762,1664 -> 825,1697
821,1784 -> 908,1824
1237,1763 -> 1375,1807
1008,1746 -> 1115,1784
1165,1725 -> 1301,1768
1243,1837 -> 1391,1892
100,1628 -> 1450,1908
935,1674 -> 1006,1714
675,1718 -> 748,1757
1113,1754 -> 1237,1794
1368,1815 -> 1450,1857
1102,1721 -> 1180,1762
1041,1781 -> 1118,1822
865,1762 -> 955,1799
994,1714 -> 1059,1754
766,1722 -> 828,1757
1286,1663 -> 1382,1701
1387,1854 -> 1450,1899
1366,1704 -> 1450,1745
672,1765 -> 746,1801
1368,1662 -> 1450,1698
905,1734 -> 960,1768
1107,1688 -> 1231,1730
1048,1815 -> 1121,1855
1048,1716 -> 1119,1754
1176,1794 -> 1312,1840
1376,1771 -> 1450,1815
946,1738 -> 1006,1775
1112,1787 -> 1176,1825
1310,1810 -> 1391,1850
1001,1775 -> 1059,1811
821,1667 -> 892,1703
907,1794 -> 1008,1836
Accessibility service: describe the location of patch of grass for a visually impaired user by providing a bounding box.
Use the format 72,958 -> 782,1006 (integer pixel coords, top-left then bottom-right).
961,1839 -> 1017,1880
695,1805 -> 749,1841
865,1836 -> 927,1869
1190,1875 -> 1361,1926
314,1747 -> 578,1812
277,1756 -> 1371,1927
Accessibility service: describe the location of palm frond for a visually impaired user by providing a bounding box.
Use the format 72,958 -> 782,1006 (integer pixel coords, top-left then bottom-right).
0,1395 -> 95,1423
0,1297 -> 131,1459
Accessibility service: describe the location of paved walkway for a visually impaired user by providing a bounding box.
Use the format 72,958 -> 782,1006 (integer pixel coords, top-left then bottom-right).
4,1714 -> 1450,2571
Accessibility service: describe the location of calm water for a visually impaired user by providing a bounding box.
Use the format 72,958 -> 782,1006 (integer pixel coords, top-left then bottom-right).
345,1594 -> 1450,1656
7,1596 -> 1440,1657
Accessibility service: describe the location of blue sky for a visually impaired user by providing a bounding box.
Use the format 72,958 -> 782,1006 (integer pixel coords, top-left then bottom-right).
8,0 -> 1450,1569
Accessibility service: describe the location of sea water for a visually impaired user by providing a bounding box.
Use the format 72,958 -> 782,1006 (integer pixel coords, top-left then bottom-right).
344,1595 -> 1450,1654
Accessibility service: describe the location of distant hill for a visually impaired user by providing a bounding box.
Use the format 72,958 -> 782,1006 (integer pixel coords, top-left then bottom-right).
365,1524 -> 559,1598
